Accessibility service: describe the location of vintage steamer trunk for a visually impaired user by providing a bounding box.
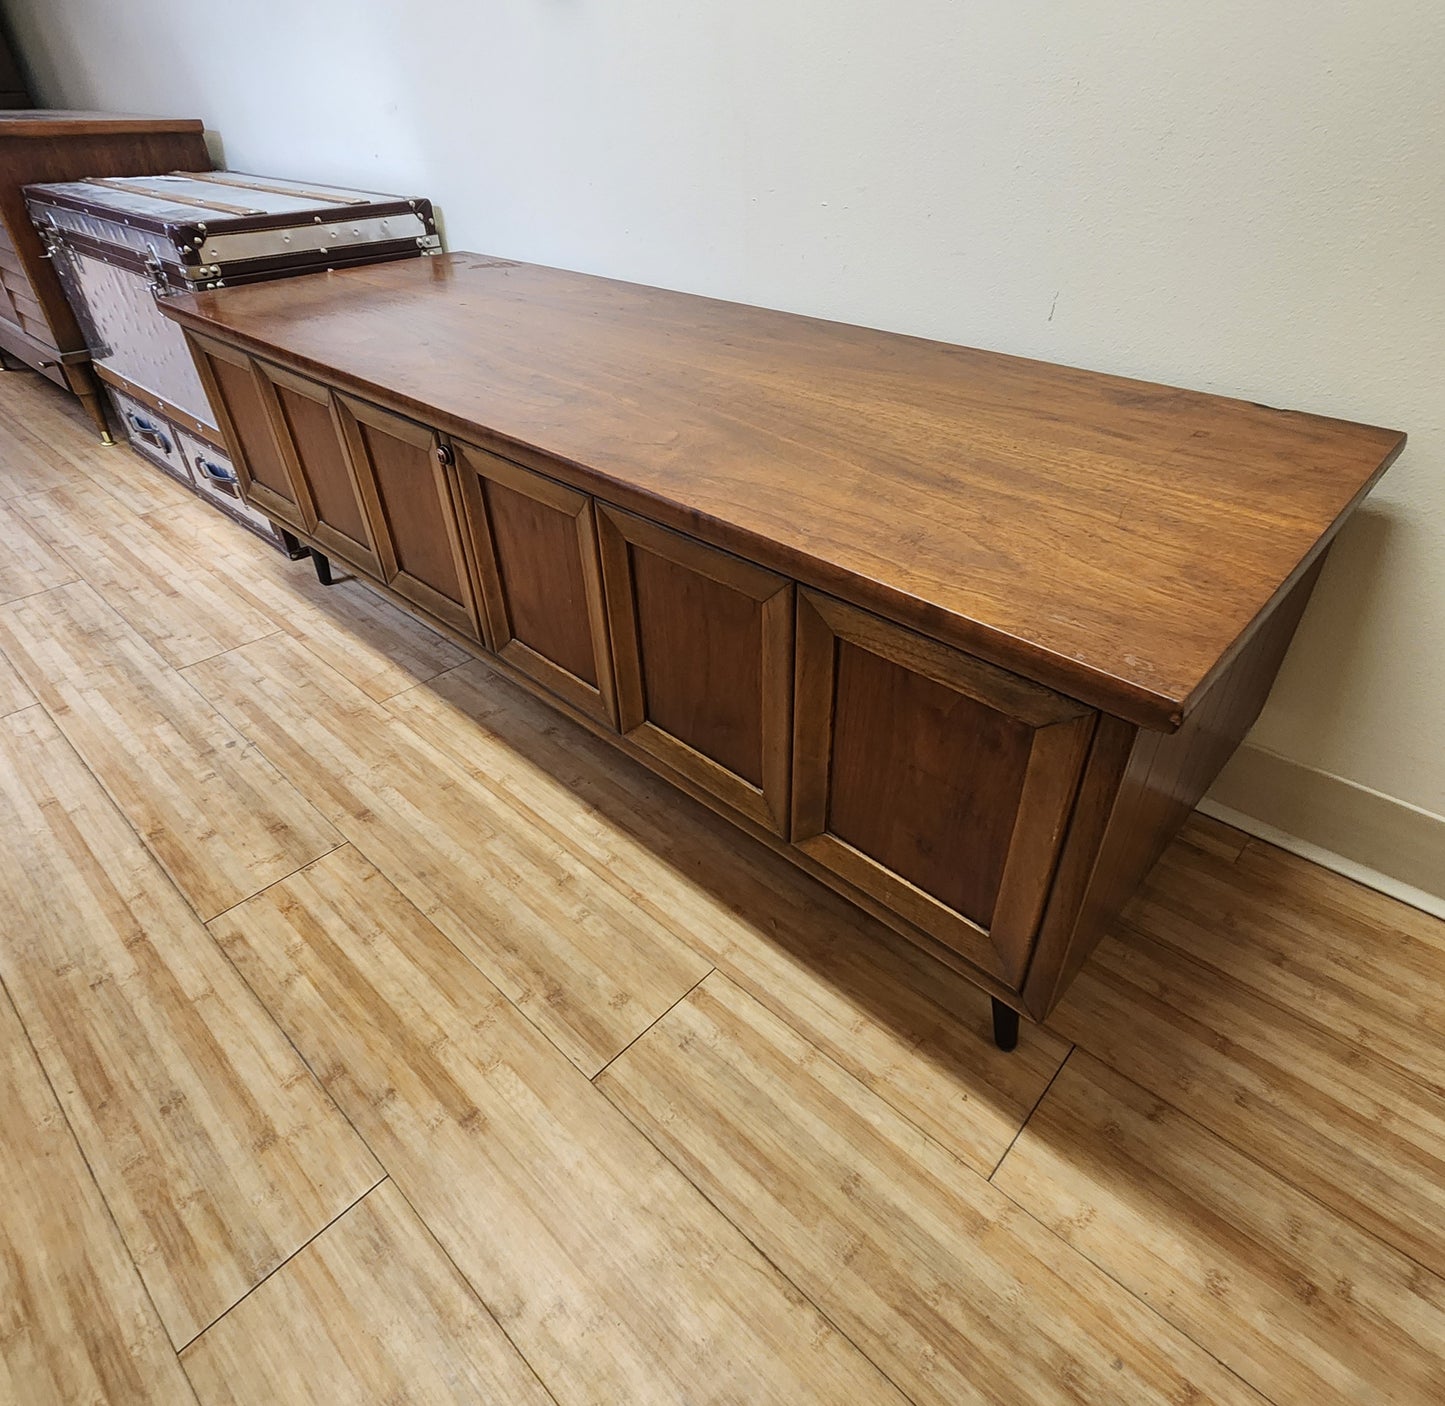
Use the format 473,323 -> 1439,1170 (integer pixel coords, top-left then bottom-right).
25,170 -> 439,548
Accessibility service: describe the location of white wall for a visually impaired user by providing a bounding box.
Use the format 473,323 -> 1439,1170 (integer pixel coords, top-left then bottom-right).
8,1 -> 1445,856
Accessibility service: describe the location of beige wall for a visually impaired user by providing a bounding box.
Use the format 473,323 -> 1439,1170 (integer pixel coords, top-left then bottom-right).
8,0 -> 1443,885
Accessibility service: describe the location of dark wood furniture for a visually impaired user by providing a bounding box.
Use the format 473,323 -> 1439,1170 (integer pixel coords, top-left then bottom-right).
161,254 -> 1404,1044
0,111 -> 210,437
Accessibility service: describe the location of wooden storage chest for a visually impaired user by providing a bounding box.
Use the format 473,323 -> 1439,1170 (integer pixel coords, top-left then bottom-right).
161,254 -> 1404,1042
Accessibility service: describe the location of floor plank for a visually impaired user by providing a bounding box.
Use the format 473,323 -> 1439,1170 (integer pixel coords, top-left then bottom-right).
0,705 -> 382,1346
388,660 -> 1070,1171
210,846 -> 906,1406
1126,837 -> 1445,1093
0,494 -> 77,605
180,1180 -> 554,1406
145,494 -> 470,702
0,980 -> 199,1406
0,580 -> 343,921
598,971 -> 1264,1406
0,370 -> 195,518
186,635 -> 711,1074
1048,928 -> 1445,1277
0,645 -> 32,716
12,482 -> 280,668
994,1050 -> 1445,1405
0,400 -> 89,500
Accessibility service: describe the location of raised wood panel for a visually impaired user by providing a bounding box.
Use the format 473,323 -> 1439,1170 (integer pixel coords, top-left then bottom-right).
186,333 -> 304,529
255,361 -> 381,576
455,440 -> 615,723
793,590 -> 1095,988
336,394 -> 480,639
598,505 -> 793,834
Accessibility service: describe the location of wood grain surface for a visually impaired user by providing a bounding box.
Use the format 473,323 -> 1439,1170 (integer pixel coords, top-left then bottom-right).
386,659 -> 1073,1174
13,482 -> 280,667
180,1181 -> 554,1406
995,1051 -> 1445,1405
0,704 -> 381,1346
1126,838 -> 1445,1093
184,633 -> 710,1074
0,495 -> 75,601
0,367 -> 1436,1404
163,254 -> 1404,727
1048,927 -> 1445,1277
0,979 -> 198,1406
210,846 -> 907,1406
0,580 -> 342,920
0,643 -> 30,714
600,972 -> 1265,1405
140,488 -> 468,703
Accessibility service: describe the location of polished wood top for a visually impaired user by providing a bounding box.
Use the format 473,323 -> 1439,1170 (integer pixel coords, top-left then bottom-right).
163,255 -> 1404,728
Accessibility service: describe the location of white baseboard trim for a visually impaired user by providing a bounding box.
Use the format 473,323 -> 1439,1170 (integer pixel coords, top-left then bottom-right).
1201,743 -> 1445,921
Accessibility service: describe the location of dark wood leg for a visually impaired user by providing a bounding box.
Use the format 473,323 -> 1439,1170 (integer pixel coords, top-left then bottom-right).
76,384 -> 115,444
991,997 -> 1019,1052
312,549 -> 334,586
277,528 -> 306,560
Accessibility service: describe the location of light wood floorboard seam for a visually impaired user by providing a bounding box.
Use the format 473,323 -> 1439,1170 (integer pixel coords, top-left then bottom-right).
590,967 -> 717,1084
1037,1019 -> 1445,1294
985,1169 -> 1284,1406
591,1069 -> 929,1406
174,1172 -> 386,1354
594,1000 -> 1263,1405
165,627 -> 286,670
986,1043 -> 1075,1181
1110,909 -> 1445,1105
201,840 -> 349,930
0,968 -> 190,1393
5,597 -> 338,926
375,1174 -> 563,1405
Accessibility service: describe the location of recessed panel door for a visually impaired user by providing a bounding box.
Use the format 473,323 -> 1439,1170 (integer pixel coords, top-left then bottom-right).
253,362 -> 381,578
598,505 -> 793,835
792,589 -> 1096,985
334,393 -> 481,640
455,440 -> 615,723
185,332 -> 303,530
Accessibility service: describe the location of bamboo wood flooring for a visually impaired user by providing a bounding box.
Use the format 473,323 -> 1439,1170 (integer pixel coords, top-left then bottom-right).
1,368 -> 1441,1404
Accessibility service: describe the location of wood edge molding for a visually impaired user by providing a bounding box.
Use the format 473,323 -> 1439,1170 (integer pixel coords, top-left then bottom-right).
1203,747 -> 1445,916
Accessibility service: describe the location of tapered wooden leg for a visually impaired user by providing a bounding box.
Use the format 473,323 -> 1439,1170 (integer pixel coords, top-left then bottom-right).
991,998 -> 1019,1052
276,528 -> 306,560
312,550 -> 333,586
76,384 -> 115,444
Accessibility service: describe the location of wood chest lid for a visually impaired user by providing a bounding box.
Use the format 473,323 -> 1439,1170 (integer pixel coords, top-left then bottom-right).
162,254 -> 1404,729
